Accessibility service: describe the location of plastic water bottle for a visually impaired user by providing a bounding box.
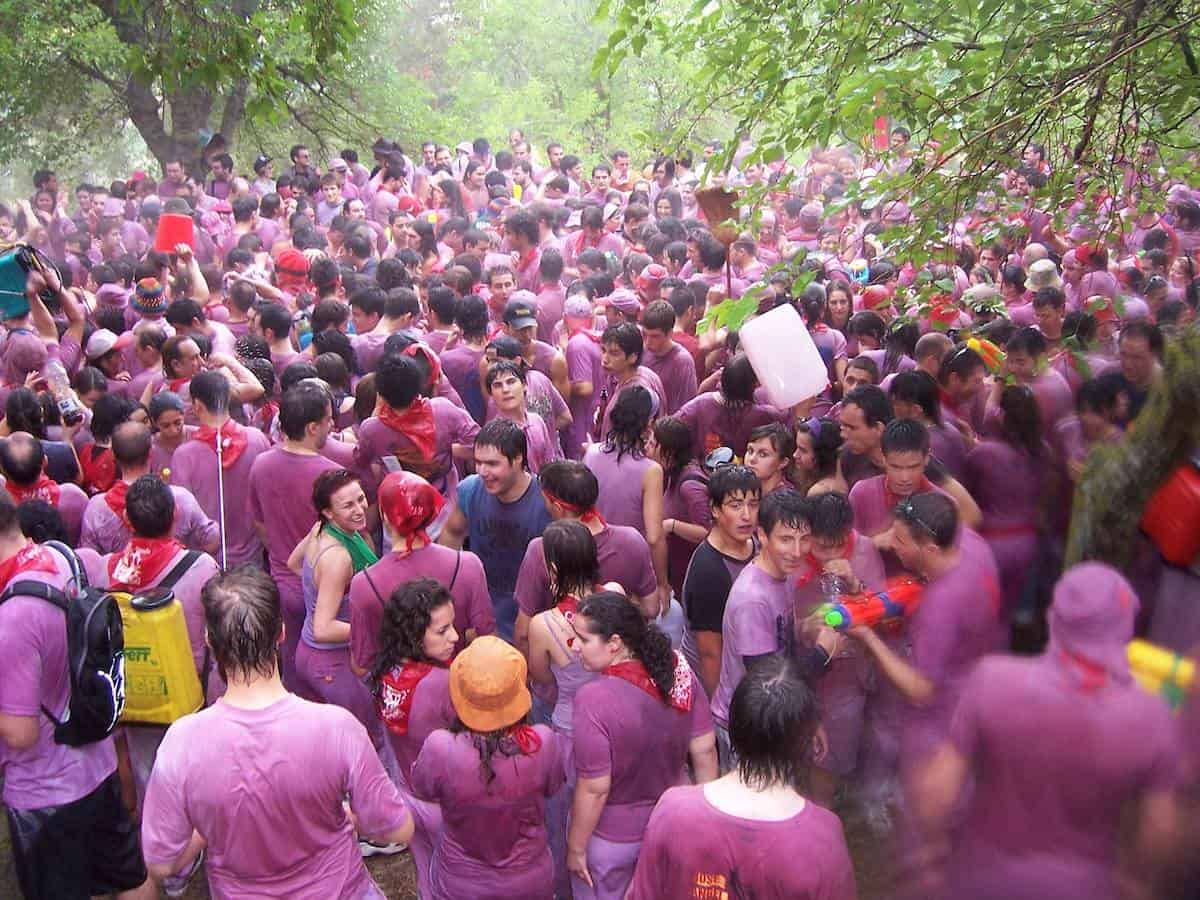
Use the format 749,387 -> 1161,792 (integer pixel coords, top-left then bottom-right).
819,571 -> 848,605
44,358 -> 83,425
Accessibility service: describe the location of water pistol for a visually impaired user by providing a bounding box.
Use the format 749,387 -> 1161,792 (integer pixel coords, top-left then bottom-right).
816,577 -> 924,632
1128,639 -> 1194,711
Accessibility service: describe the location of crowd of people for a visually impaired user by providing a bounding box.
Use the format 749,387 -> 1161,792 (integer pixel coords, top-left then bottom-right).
0,124 -> 1197,900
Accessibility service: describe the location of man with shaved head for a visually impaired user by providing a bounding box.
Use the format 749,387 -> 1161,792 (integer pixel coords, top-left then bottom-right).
0,433 -> 89,544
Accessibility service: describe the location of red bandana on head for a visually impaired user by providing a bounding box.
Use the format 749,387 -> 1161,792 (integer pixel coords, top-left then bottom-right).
604,651 -> 694,712
0,543 -> 60,590
6,473 -> 60,507
542,490 -> 606,528
192,419 -> 248,469
378,661 -> 438,736
107,536 -> 184,591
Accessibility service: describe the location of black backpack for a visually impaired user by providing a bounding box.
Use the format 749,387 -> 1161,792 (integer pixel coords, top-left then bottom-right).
0,541 -> 125,747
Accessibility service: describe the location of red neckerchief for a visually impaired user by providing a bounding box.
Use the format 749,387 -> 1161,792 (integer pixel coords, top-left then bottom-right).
107,536 -> 184,591
542,489 -> 606,527
1057,648 -> 1109,693
567,325 -> 602,343
169,375 -> 190,393
884,477 -> 933,512
0,542 -> 60,589
796,531 -> 856,588
80,444 -> 118,495
556,594 -> 581,647
377,398 -> 437,460
508,723 -> 543,754
378,660 -> 438,736
604,652 -> 694,712
572,231 -> 602,254
938,387 -> 962,420
517,247 -> 539,274
104,480 -> 132,524
192,419 -> 248,469
6,473 -> 61,506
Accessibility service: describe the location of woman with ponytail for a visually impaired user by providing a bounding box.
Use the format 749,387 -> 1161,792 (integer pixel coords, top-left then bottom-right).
567,591 -> 717,899
584,385 -> 665,543
411,636 -> 565,900
964,384 -> 1046,635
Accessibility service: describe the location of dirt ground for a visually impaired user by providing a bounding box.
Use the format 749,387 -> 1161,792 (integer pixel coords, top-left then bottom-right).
0,795 -> 890,899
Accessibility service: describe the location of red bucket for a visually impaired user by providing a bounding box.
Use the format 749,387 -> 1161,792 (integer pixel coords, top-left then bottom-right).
153,213 -> 194,253
1142,463 -> 1200,566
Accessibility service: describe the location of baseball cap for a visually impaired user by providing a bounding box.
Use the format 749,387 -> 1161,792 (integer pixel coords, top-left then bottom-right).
503,297 -> 538,330
85,328 -> 134,360
564,295 -> 593,319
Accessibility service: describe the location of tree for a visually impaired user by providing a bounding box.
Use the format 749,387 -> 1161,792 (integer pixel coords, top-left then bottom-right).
601,0 -> 1200,253
0,0 -> 366,172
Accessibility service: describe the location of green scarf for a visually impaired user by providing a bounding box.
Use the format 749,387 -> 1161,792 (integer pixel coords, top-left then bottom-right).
326,523 -> 379,573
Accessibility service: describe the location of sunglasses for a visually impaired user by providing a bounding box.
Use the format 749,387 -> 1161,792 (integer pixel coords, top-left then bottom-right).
895,497 -> 938,538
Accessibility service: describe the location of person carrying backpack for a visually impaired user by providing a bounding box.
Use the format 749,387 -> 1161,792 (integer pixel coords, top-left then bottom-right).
0,488 -> 155,900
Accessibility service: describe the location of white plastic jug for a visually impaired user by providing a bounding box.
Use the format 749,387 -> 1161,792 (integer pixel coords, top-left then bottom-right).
739,304 -> 829,408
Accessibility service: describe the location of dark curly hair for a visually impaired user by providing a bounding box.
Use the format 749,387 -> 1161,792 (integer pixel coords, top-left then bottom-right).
369,577 -> 455,694
578,590 -> 676,702
602,384 -> 652,462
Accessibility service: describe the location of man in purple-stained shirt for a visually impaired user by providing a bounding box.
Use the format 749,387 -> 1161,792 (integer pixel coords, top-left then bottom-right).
534,249 -> 566,344
710,490 -> 841,769
641,300 -> 699,415
561,295 -> 604,459
170,372 -> 271,570
512,460 -> 659,656
851,491 -> 999,783
0,490 -> 154,900
916,564 -> 1180,900
258,302 -> 299,381
353,353 -> 479,504
249,381 -> 340,694
849,418 -> 950,545
838,384 -> 892,492
0,435 -> 89,546
81,422 -> 219,556
938,343 -> 990,436
597,322 -> 668,441
142,567 -> 412,898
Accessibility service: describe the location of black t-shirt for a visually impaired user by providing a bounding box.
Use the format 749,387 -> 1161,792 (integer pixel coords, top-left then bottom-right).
682,537 -> 755,634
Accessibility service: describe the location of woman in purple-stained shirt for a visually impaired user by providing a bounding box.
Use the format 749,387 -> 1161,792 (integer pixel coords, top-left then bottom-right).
288,470 -> 386,753
369,578 -> 458,900
676,353 -> 787,458
964,385 -> 1045,631
628,656 -> 858,900
568,591 -> 718,900
650,417 -> 712,600
918,564 -> 1180,900
411,637 -> 565,900
584,385 -> 664,543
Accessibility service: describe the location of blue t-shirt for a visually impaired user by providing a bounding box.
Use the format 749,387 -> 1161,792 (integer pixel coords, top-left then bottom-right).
456,473 -> 552,640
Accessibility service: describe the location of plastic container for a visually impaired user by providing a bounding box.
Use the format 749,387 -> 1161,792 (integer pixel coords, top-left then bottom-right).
153,213 -> 195,253
43,358 -> 83,426
1141,462 -> 1200,566
117,588 -> 204,725
1128,639 -> 1194,710
0,247 -> 30,318
817,577 -> 924,632
738,303 -> 830,408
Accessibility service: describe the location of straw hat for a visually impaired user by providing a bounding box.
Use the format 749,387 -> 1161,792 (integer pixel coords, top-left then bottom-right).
449,636 -> 531,732
1027,258 -> 1063,292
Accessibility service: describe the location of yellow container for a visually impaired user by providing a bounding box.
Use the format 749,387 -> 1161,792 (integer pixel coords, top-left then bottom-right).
118,588 -> 204,725
1128,639 -> 1194,710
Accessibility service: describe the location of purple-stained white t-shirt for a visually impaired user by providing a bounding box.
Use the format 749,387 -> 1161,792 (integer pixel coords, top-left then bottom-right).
171,425 -> 272,568
583,444 -> 657,536
348,545 -> 495,671
80,483 -> 219,556
644,342 -> 699,415
573,669 -> 713,841
563,332 -> 604,457
0,548 -> 117,809
142,694 -> 408,900
675,391 -> 787,457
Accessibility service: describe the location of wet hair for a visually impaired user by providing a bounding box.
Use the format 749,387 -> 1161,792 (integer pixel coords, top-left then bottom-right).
369,577 -> 456,693
279,360 -> 320,393
18,499 -> 68,545
257,303 -> 292,342
1006,325 -> 1047,358
148,391 -> 185,423
651,416 -> 694,490
747,422 -> 795,461
543,520 -> 600,603
938,345 -> 985,386
889,370 -> 942,426
578,591 -> 676,700
719,354 -> 759,407
539,460 -> 600,510
730,655 -> 821,791
757,488 -> 809,537
881,417 -> 930,456
847,311 -> 886,346
805,490 -> 855,542
600,322 -> 643,366
312,467 -> 361,525
843,384 -> 893,427
485,359 -> 526,393
603,385 -> 653,462
475,418 -> 527,468
91,393 -> 138,443
126,474 -> 175,539
895,491 -> 957,548
279,381 -> 332,441
795,419 -> 842,481
455,294 -> 490,340
190,370 -> 231,416
5,388 -> 46,439
312,334 -> 356,379
375,354 -> 423,409
998,384 -> 1043,457
202,565 -> 284,683
707,463 -> 761,508
1032,287 -> 1066,310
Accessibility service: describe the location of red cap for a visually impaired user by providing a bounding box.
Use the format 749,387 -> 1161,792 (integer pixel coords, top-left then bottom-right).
861,284 -> 892,311
379,471 -> 445,545
274,248 -> 309,278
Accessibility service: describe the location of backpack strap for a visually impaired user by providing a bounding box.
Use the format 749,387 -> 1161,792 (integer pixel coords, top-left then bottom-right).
0,579 -> 74,728
449,550 -> 461,592
153,551 -> 202,594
